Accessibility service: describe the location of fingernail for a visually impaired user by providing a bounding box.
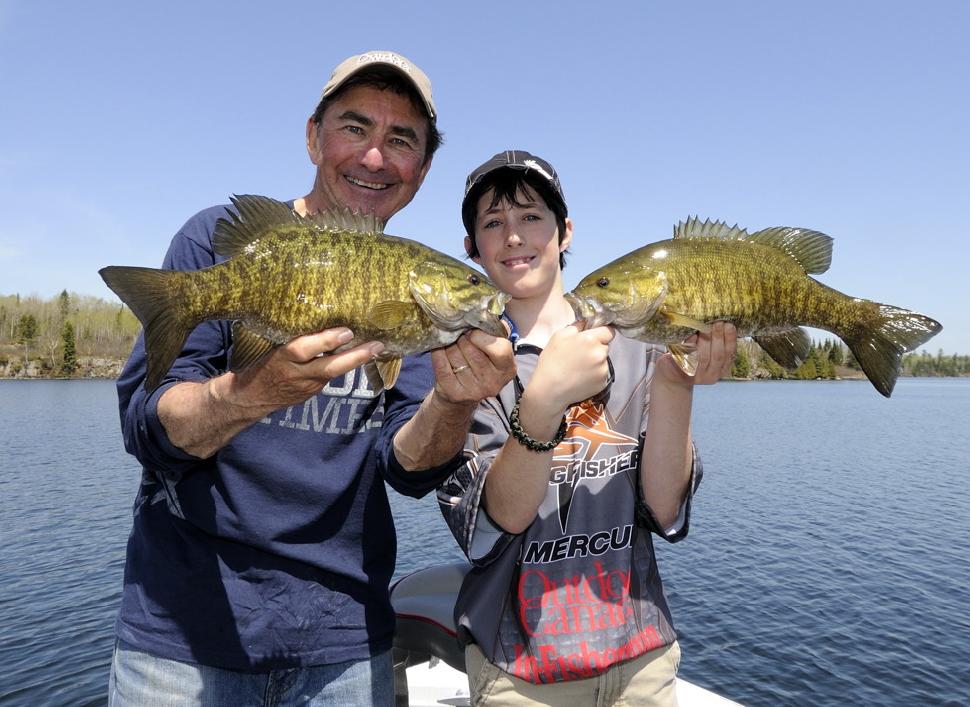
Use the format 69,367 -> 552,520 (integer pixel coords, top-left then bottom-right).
368,342 -> 385,357
337,328 -> 354,343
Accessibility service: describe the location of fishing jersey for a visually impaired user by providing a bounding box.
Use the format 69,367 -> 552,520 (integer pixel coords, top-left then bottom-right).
437,334 -> 702,684
115,201 -> 455,671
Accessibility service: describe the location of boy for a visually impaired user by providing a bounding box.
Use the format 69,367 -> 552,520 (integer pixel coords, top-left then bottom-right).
438,150 -> 736,706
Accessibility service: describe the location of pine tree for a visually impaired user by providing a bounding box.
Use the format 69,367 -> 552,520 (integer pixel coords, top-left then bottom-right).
60,320 -> 78,375
828,341 -> 844,366
16,313 -> 39,370
58,290 -> 71,320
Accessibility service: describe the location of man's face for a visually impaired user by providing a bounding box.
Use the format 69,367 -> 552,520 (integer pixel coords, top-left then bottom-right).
306,85 -> 432,222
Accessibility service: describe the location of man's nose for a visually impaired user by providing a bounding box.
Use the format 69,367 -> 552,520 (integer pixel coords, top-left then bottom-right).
360,146 -> 385,172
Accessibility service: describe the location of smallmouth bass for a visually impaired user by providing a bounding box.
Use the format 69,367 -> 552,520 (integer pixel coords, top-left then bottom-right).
567,217 -> 941,397
101,195 -> 509,391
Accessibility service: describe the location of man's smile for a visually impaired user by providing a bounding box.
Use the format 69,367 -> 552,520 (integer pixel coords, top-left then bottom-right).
345,175 -> 390,190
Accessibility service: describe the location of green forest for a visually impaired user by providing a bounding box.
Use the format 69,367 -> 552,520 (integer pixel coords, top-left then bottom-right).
1,291 -> 967,380
0,291 -> 139,378
730,338 -> 970,381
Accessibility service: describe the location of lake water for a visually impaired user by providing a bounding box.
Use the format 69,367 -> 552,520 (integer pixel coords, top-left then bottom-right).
1,378 -> 968,706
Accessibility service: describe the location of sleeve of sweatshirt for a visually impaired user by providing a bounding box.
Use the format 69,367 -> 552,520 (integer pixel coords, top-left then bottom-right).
436,399 -> 516,566
632,344 -> 705,543
376,351 -> 467,498
116,205 -> 233,478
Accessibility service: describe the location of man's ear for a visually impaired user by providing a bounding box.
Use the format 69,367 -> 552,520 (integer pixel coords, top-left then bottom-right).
306,116 -> 322,164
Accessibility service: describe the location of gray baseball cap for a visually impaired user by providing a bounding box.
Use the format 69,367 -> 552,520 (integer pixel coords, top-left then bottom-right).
321,50 -> 436,121
462,150 -> 567,236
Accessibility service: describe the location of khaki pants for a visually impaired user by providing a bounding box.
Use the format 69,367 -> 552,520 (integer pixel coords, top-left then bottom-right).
464,641 -> 681,707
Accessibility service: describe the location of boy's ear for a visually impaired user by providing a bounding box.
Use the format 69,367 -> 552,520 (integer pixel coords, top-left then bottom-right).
464,235 -> 480,263
559,217 -> 574,252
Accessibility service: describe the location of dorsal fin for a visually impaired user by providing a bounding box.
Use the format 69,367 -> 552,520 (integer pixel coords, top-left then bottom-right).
213,195 -> 305,257
746,227 -> 833,274
212,195 -> 385,258
673,216 -> 749,240
306,208 -> 385,235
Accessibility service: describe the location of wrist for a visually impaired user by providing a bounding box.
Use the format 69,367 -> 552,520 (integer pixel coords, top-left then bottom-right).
509,401 -> 567,453
210,372 -> 277,423
650,372 -> 695,400
518,380 -> 569,421
428,385 -> 478,421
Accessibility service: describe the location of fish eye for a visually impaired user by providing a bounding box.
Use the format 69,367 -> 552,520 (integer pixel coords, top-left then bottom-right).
468,274 -> 481,285
597,277 -> 610,288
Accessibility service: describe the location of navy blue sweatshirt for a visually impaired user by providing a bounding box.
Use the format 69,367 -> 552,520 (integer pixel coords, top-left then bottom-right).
114,202 -> 454,670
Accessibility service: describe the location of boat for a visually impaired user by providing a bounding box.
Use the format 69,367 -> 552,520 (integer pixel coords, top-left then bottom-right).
391,562 -> 742,706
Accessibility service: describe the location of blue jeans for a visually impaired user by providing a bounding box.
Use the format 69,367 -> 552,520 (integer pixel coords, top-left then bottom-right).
108,640 -> 394,706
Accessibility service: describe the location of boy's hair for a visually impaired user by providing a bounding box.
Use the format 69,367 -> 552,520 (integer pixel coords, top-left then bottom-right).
463,169 -> 569,269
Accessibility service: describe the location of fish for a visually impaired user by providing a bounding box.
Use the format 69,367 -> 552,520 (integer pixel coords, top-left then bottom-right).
565,217 -> 942,397
100,194 -> 510,391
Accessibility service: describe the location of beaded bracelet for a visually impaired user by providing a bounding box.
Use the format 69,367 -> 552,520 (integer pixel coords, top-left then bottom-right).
508,401 -> 568,452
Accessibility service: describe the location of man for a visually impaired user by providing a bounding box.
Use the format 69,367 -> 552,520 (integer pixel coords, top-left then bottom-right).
108,51 -> 514,705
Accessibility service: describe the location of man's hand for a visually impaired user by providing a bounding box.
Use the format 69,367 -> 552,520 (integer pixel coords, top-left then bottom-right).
227,328 -> 384,411
429,329 -> 516,405
393,329 -> 515,472
158,327 -> 384,458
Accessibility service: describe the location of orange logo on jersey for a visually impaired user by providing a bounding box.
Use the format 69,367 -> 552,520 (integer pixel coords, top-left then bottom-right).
551,402 -> 639,533
554,402 -> 639,463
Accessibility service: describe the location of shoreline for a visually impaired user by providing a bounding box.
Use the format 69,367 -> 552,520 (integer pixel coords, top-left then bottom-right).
4,372 -> 965,382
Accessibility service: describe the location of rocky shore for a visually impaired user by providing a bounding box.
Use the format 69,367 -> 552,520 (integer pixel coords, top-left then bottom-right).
0,357 -> 125,380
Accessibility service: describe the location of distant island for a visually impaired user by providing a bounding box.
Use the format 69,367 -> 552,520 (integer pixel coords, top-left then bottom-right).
2,291 -> 968,381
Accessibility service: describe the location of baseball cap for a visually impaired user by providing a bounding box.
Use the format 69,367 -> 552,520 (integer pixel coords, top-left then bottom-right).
461,150 -> 567,236
321,50 -> 436,121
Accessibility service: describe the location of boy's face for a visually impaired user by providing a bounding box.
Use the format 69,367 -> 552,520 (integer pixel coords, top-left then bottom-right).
466,186 -> 572,300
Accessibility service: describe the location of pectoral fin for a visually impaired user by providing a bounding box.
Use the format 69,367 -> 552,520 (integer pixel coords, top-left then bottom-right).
367,301 -> 413,330
230,322 -> 277,371
668,342 -> 698,377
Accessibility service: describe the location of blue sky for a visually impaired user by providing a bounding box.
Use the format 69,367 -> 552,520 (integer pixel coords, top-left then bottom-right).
1,1 -> 967,354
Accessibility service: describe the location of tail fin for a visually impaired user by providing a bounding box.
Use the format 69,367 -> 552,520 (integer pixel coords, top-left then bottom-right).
845,305 -> 942,397
99,265 -> 195,391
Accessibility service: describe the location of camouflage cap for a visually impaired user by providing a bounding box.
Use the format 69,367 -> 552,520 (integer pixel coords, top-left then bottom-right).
321,50 -> 436,121
461,150 -> 567,237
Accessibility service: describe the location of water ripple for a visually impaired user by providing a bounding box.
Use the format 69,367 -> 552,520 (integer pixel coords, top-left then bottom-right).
2,379 -> 969,706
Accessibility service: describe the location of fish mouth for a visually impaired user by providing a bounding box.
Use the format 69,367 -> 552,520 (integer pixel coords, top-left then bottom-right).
565,292 -> 614,328
345,175 -> 390,190
475,292 -> 511,337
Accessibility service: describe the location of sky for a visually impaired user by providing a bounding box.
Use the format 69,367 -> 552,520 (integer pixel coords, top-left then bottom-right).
1,1 -> 967,354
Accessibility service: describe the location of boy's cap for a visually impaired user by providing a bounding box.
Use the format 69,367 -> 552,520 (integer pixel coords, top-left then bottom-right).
462,150 -> 566,236
322,50 -> 436,121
